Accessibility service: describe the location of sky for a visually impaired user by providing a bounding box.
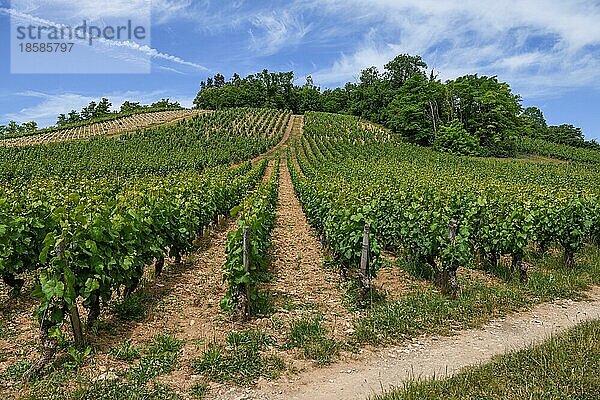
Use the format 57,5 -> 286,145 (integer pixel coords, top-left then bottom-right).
1,0 -> 600,140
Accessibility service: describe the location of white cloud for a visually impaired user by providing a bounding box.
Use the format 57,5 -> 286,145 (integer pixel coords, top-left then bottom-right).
304,0 -> 600,97
106,40 -> 208,70
249,11 -> 311,56
313,30 -> 395,84
10,0 -> 191,25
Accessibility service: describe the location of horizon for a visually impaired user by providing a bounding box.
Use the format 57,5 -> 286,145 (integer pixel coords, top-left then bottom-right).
1,0 -> 599,140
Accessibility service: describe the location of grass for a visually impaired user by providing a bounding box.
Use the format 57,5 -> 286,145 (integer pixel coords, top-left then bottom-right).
0,359 -> 31,382
357,245 -> 600,345
373,319 -> 600,400
189,382 -> 210,399
18,334 -> 184,400
129,334 -> 184,384
191,329 -> 284,384
526,246 -> 600,300
286,315 -> 340,365
80,380 -> 182,400
341,279 -> 387,310
0,321 -> 9,339
355,278 -> 529,345
109,293 -> 150,322
109,339 -> 141,361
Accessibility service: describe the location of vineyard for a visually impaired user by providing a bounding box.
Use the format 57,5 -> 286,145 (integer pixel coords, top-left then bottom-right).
1,109 -> 600,400
0,109 -> 204,148
291,112 -> 600,298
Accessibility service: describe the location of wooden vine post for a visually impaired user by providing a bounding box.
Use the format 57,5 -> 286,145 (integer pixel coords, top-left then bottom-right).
236,227 -> 251,321
359,224 -> 371,303
61,239 -> 84,347
442,219 -> 459,297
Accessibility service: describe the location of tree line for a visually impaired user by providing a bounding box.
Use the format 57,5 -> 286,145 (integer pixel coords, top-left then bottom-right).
0,98 -> 183,137
194,55 -> 597,157
0,121 -> 38,136
56,98 -> 182,127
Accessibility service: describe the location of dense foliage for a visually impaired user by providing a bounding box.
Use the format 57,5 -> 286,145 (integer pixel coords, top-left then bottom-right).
520,106 -> 599,150
194,55 -> 597,157
0,108 -> 289,181
0,108 -> 289,373
290,112 -> 600,295
221,160 -> 280,318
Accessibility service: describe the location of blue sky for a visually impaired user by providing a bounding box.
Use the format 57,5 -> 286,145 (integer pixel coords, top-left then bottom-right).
1,0 -> 600,140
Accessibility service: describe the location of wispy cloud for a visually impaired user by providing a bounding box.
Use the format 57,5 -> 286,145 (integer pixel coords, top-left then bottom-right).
249,11 -> 311,56
10,0 -> 192,25
303,0 -> 600,97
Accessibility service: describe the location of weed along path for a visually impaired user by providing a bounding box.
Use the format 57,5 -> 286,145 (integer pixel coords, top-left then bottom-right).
243,287 -> 600,400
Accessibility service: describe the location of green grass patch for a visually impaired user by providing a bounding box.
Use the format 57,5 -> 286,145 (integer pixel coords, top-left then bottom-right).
20,335 -> 183,400
189,382 -> 210,399
0,321 -> 9,339
129,334 -> 184,384
373,319 -> 600,400
363,245 -> 600,346
526,246 -> 600,300
0,359 -> 31,382
80,380 -> 182,400
191,329 -> 283,384
341,279 -> 387,310
109,339 -> 141,361
286,316 -> 340,365
355,278 -> 529,345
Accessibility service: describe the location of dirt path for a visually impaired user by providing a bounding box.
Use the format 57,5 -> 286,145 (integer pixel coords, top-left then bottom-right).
241,287 -> 600,400
251,114 -> 296,163
263,155 -> 348,329
264,114 -> 346,333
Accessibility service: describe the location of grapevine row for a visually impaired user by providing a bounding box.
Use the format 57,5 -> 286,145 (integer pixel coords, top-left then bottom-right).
291,112 -> 600,296
221,159 -> 280,319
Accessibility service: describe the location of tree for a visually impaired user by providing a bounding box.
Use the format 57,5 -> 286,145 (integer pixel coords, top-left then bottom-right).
81,101 -> 97,120
95,98 -> 112,117
433,120 -> 480,155
67,110 -> 81,123
297,76 -> 322,113
384,54 -> 428,89
548,124 -> 585,147
56,114 -> 68,126
352,66 -> 393,123
6,121 -> 19,135
120,101 -> 142,113
520,107 -> 548,139
446,75 -> 522,156
21,121 -> 38,132
385,73 -> 445,145
214,73 -> 226,88
386,73 -> 434,144
321,88 -> 349,114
